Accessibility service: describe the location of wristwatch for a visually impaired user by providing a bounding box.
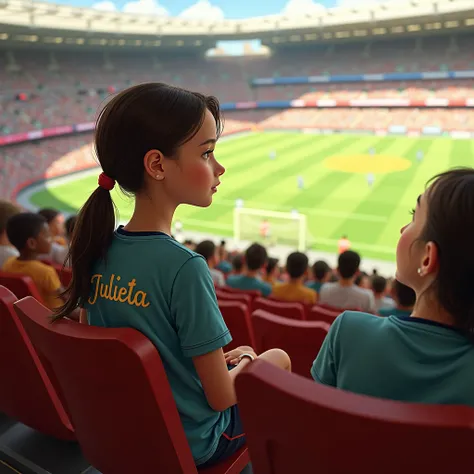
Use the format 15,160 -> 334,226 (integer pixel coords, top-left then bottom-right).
238,353 -> 255,363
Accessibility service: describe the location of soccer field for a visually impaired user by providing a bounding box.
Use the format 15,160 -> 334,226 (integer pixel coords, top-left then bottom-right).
28,131 -> 474,262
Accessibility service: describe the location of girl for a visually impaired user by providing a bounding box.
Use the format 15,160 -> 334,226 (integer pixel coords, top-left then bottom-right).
312,168 -> 474,407
54,83 -> 290,468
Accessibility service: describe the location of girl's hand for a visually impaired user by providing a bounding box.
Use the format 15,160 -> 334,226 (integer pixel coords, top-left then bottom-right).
224,346 -> 257,366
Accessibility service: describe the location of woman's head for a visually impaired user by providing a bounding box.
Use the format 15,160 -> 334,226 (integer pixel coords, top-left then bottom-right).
55,83 -> 224,320
396,168 -> 474,331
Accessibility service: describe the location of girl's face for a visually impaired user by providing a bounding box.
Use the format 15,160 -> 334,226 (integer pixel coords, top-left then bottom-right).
396,191 -> 431,293
166,109 -> 225,208
51,214 -> 65,237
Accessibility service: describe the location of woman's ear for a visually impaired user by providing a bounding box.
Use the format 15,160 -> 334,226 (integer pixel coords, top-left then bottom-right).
143,149 -> 165,181
419,241 -> 439,277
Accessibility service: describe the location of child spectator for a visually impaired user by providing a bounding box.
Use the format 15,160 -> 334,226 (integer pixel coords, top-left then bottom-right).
3,213 -> 63,310
355,271 -> 371,289
371,275 -> 394,313
0,200 -> 21,268
52,215 -> 77,266
263,257 -> 280,285
38,208 -> 66,246
216,240 -> 232,275
227,243 -> 272,297
306,260 -> 331,294
273,252 -> 317,305
231,253 -> 243,275
379,280 -> 415,318
195,240 -> 225,287
319,251 -> 375,313
312,169 -> 474,407
52,83 -> 290,468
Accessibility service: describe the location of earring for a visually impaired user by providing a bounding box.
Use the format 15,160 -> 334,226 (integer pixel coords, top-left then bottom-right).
417,268 -> 423,276
155,174 -> 163,180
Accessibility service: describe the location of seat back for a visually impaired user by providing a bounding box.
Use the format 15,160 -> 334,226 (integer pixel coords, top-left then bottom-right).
308,305 -> 340,324
216,289 -> 251,308
218,301 -> 255,350
221,287 -> 261,299
14,296 -> 199,474
236,360 -> 474,474
0,271 -> 44,304
253,297 -> 305,321
0,287 -> 74,439
252,310 -> 329,378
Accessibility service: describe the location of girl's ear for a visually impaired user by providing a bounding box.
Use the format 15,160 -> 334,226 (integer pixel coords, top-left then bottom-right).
143,149 -> 165,181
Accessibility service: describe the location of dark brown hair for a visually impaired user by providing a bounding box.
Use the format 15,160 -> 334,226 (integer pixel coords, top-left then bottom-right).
54,83 -> 222,320
419,168 -> 474,333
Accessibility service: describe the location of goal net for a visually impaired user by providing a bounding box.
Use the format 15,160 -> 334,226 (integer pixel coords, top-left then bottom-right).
233,208 -> 307,252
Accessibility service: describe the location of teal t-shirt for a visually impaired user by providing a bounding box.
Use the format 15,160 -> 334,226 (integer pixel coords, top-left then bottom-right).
378,307 -> 412,318
305,281 -> 323,294
216,260 -> 232,274
312,311 -> 474,407
226,274 -> 272,297
85,228 -> 232,465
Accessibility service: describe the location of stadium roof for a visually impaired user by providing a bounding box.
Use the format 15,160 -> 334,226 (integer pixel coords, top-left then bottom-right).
0,0 -> 473,50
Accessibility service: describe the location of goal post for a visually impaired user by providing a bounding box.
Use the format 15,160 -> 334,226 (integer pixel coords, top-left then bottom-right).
233,207 -> 307,252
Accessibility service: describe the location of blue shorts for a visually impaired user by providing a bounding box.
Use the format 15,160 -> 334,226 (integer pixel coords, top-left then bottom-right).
199,404 -> 246,468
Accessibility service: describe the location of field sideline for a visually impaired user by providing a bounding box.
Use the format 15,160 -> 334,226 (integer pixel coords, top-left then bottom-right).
27,131 -> 474,262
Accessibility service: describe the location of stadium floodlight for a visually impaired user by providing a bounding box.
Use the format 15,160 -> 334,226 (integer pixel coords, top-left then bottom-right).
234,207 -> 307,252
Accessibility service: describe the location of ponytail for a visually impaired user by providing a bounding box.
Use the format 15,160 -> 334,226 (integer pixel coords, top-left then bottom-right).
53,185 -> 116,320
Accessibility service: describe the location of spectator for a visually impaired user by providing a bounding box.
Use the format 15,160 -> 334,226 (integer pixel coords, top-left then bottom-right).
371,275 -> 394,313
38,208 -> 66,246
231,253 -> 243,275
319,250 -> 375,312
264,257 -> 280,285
306,260 -> 331,294
183,239 -> 195,251
227,243 -> 271,297
273,252 -> 317,305
216,240 -> 232,275
355,271 -> 371,289
0,200 -> 21,268
51,84 -> 290,468
52,215 -> 77,266
379,280 -> 415,317
195,240 -> 225,287
312,169 -> 474,407
3,213 -> 63,310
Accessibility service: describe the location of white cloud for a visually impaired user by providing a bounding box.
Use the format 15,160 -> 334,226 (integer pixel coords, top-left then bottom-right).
281,0 -> 326,16
179,0 -> 224,20
337,0 -> 390,6
92,1 -> 117,11
123,0 -> 169,15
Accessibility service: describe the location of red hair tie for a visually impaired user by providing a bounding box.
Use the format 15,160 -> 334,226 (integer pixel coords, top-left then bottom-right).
98,172 -> 115,191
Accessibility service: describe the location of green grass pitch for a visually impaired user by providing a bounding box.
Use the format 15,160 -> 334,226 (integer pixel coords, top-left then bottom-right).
28,131 -> 474,262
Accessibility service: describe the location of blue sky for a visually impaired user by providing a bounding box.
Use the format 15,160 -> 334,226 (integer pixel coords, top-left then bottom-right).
40,0 -> 349,19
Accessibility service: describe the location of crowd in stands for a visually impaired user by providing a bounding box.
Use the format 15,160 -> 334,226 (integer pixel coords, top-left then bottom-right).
1,33 -> 474,135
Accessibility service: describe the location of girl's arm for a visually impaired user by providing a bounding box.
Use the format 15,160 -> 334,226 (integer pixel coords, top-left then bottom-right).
193,347 -> 291,412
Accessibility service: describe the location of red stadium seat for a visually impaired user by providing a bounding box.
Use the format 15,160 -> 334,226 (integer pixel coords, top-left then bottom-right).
308,305 -> 340,324
0,271 -> 44,304
216,289 -> 252,309
252,310 -> 329,378
220,286 -> 261,299
236,360 -> 474,474
0,286 -> 74,440
14,296 -> 249,474
253,297 -> 305,321
218,301 -> 255,350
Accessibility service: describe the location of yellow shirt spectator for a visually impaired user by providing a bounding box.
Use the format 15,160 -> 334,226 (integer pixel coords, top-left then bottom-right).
272,282 -> 318,305
3,257 -> 62,310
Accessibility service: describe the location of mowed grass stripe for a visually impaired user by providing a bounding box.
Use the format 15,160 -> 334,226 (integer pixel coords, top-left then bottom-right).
329,138 -> 435,247
374,137 -> 453,248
